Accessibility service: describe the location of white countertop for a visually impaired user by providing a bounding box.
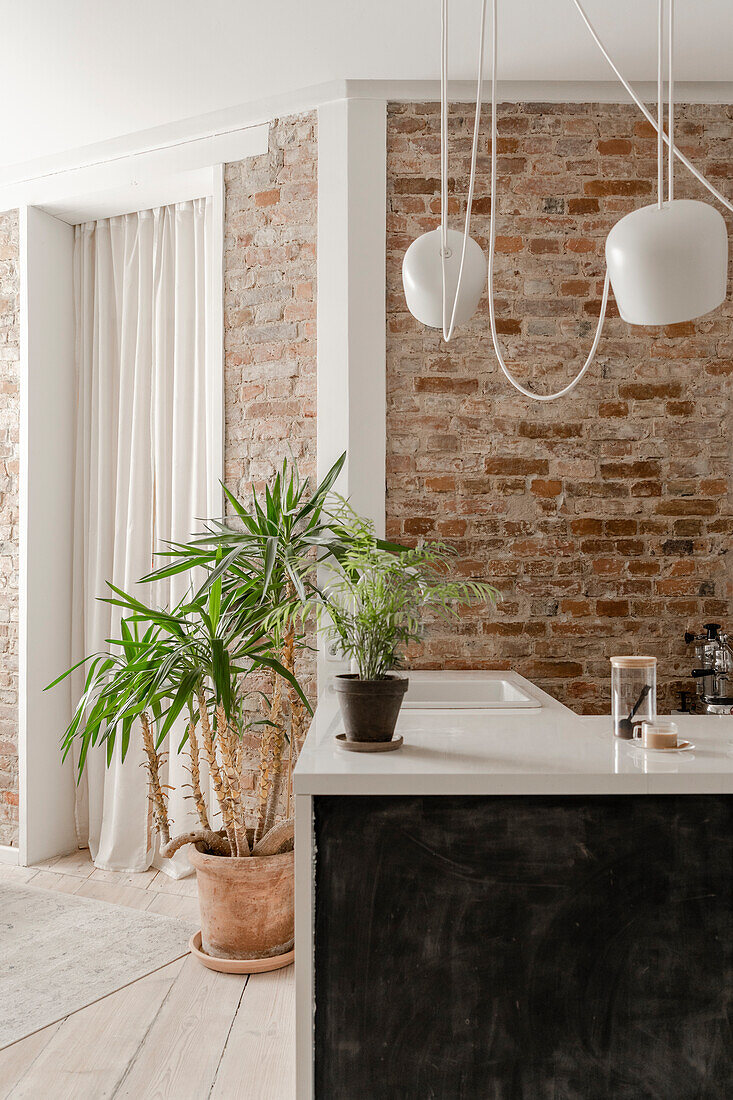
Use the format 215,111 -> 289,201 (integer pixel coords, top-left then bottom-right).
293,671 -> 733,796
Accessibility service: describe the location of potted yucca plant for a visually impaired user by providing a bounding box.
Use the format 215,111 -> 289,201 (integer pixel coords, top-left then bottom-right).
323,515 -> 498,743
49,455 -> 351,972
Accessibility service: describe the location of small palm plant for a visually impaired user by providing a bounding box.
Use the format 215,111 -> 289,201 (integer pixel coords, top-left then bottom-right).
321,511 -> 498,744
324,513 -> 499,679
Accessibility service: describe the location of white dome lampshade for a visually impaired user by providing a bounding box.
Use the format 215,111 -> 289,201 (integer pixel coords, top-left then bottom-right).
402,227 -> 487,329
605,199 -> 728,327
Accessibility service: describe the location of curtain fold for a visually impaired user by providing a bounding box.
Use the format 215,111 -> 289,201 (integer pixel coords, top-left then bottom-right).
72,198 -> 213,876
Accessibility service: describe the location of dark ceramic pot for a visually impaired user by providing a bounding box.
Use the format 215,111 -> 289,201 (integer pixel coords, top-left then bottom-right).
333,673 -> 409,742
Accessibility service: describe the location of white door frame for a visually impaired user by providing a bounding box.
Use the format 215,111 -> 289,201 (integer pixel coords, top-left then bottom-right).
13,125 -> 270,865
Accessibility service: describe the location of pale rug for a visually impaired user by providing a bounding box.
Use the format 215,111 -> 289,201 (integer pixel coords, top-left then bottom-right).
0,882 -> 196,1049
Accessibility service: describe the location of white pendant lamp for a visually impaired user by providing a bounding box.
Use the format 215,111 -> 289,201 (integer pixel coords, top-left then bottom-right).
402,228 -> 487,330
605,199 -> 727,327
604,0 -> 728,326
403,0 -> 733,402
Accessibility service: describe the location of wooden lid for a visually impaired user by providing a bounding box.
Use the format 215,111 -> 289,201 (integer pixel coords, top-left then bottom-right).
610,655 -> 657,668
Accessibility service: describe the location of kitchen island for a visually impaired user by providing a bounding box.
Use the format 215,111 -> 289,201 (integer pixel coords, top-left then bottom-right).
293,672 -> 733,1099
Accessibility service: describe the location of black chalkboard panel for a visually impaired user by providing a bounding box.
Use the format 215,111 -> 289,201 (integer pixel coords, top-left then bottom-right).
314,795 -> 733,1100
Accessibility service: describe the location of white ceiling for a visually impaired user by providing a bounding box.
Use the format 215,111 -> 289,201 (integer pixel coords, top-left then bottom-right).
3,0 -> 733,171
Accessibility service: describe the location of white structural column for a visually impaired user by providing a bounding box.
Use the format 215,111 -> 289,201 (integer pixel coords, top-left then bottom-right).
19,207 -> 78,865
316,96 -> 387,687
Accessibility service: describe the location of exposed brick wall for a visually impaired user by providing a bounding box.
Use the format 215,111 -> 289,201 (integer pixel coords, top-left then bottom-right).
0,211 -> 20,844
224,112 -> 317,497
223,112 -> 318,813
386,101 -> 733,713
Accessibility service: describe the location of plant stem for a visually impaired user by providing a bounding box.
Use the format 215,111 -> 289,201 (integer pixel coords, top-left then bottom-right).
162,829 -> 231,858
255,668 -> 284,842
140,711 -> 170,845
253,816 -> 294,857
187,718 -> 210,831
196,684 -> 237,854
216,704 -> 249,856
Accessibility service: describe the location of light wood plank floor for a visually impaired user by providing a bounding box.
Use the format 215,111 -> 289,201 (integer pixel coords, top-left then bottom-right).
0,852 -> 295,1099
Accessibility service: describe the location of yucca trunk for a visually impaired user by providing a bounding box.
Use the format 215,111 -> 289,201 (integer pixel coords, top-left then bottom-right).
254,666 -> 286,842
216,704 -> 249,856
196,685 -> 238,854
140,710 -> 170,845
186,718 -> 211,832
255,587 -> 298,841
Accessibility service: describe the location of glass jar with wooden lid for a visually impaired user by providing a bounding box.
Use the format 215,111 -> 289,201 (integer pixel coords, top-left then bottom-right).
610,656 -> 657,739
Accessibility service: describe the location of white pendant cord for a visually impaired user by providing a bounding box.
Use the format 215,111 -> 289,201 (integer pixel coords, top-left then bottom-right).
571,0 -> 733,216
487,0 -> 611,402
440,0 -> 487,342
668,0 -> 674,202
657,0 -> 664,208
438,0 -> 731,400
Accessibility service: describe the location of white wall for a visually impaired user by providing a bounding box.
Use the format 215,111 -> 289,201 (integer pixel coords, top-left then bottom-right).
19,206 -> 78,865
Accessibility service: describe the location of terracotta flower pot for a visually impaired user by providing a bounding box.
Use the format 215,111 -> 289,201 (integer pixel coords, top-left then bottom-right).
189,844 -> 294,972
333,673 -> 409,742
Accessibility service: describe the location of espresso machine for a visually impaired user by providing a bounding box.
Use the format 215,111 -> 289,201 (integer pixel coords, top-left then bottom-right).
685,623 -> 733,714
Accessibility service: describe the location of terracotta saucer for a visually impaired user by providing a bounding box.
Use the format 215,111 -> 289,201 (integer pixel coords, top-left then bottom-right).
189,931 -> 294,974
335,733 -> 404,753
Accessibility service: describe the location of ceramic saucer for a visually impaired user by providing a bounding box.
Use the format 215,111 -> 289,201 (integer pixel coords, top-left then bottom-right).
630,739 -> 694,753
335,733 -> 403,753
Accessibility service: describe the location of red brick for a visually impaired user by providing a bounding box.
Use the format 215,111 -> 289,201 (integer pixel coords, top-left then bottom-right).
584,179 -> 653,196
530,479 -> 563,497
495,318 -> 522,335
666,401 -> 694,416
560,599 -> 592,616
529,238 -> 560,254
618,383 -> 682,400
566,238 -> 597,253
438,519 -> 467,537
598,402 -> 628,418
425,476 -> 456,492
567,198 -> 599,214
393,177 -> 440,194
656,500 -> 717,516
570,519 -> 602,536
404,517 -> 434,535
255,188 -> 280,207
596,599 -> 629,617
528,660 -> 584,678
494,235 -> 523,253
600,461 -> 660,479
484,458 -> 550,476
560,279 -> 590,296
415,377 -> 478,394
597,139 -> 633,155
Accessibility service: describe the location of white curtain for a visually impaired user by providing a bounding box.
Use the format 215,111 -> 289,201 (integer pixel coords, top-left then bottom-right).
72,199 -> 216,876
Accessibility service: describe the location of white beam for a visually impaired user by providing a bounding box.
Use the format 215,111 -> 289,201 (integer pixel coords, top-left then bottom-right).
0,125 -> 268,223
